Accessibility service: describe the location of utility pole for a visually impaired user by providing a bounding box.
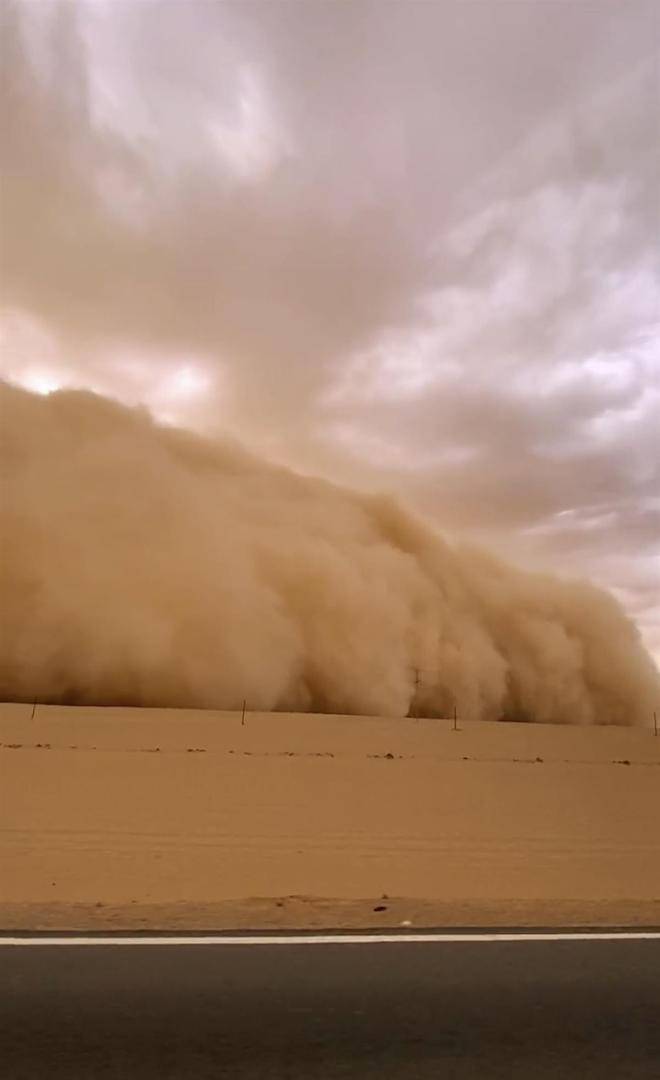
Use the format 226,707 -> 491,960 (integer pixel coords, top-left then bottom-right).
410,667 -> 421,719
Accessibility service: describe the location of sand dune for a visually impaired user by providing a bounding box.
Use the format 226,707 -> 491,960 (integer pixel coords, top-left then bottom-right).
2,704 -> 659,929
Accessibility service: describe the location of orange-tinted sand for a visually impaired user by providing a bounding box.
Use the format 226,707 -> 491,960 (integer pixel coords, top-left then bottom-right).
2,703 -> 659,929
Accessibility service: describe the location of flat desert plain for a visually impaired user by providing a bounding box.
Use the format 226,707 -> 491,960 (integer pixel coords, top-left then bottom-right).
1,703 -> 659,929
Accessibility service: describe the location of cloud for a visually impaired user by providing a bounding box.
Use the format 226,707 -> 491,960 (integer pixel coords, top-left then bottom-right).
1,0 -> 658,662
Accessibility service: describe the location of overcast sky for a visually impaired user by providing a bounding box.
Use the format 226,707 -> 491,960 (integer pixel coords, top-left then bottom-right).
1,0 -> 659,662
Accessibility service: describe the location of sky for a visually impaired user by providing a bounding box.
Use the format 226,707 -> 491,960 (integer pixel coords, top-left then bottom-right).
1,0 -> 659,663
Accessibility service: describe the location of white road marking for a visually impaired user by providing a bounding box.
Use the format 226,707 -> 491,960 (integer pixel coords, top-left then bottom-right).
2,932 -> 659,946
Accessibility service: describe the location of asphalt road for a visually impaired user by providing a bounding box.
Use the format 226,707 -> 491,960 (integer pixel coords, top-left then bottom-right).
2,933 -> 659,1079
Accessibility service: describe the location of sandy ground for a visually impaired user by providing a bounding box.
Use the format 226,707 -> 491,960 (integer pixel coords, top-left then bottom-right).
2,703 -> 659,929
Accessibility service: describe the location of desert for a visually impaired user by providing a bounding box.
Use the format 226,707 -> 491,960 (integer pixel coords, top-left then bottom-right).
2,702 -> 659,930
3,7 -> 660,1077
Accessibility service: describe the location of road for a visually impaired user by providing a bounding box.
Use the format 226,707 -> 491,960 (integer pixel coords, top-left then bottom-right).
2,932 -> 659,1078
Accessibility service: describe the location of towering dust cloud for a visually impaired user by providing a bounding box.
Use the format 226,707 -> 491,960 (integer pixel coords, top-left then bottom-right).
1,382 -> 658,726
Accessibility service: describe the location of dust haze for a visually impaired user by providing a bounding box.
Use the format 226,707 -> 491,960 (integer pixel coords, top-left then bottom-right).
2,2 -> 659,661
2,382 -> 657,727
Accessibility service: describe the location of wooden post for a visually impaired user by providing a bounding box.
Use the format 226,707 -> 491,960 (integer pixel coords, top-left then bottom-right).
452,704 -> 458,732
241,699 -> 246,726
